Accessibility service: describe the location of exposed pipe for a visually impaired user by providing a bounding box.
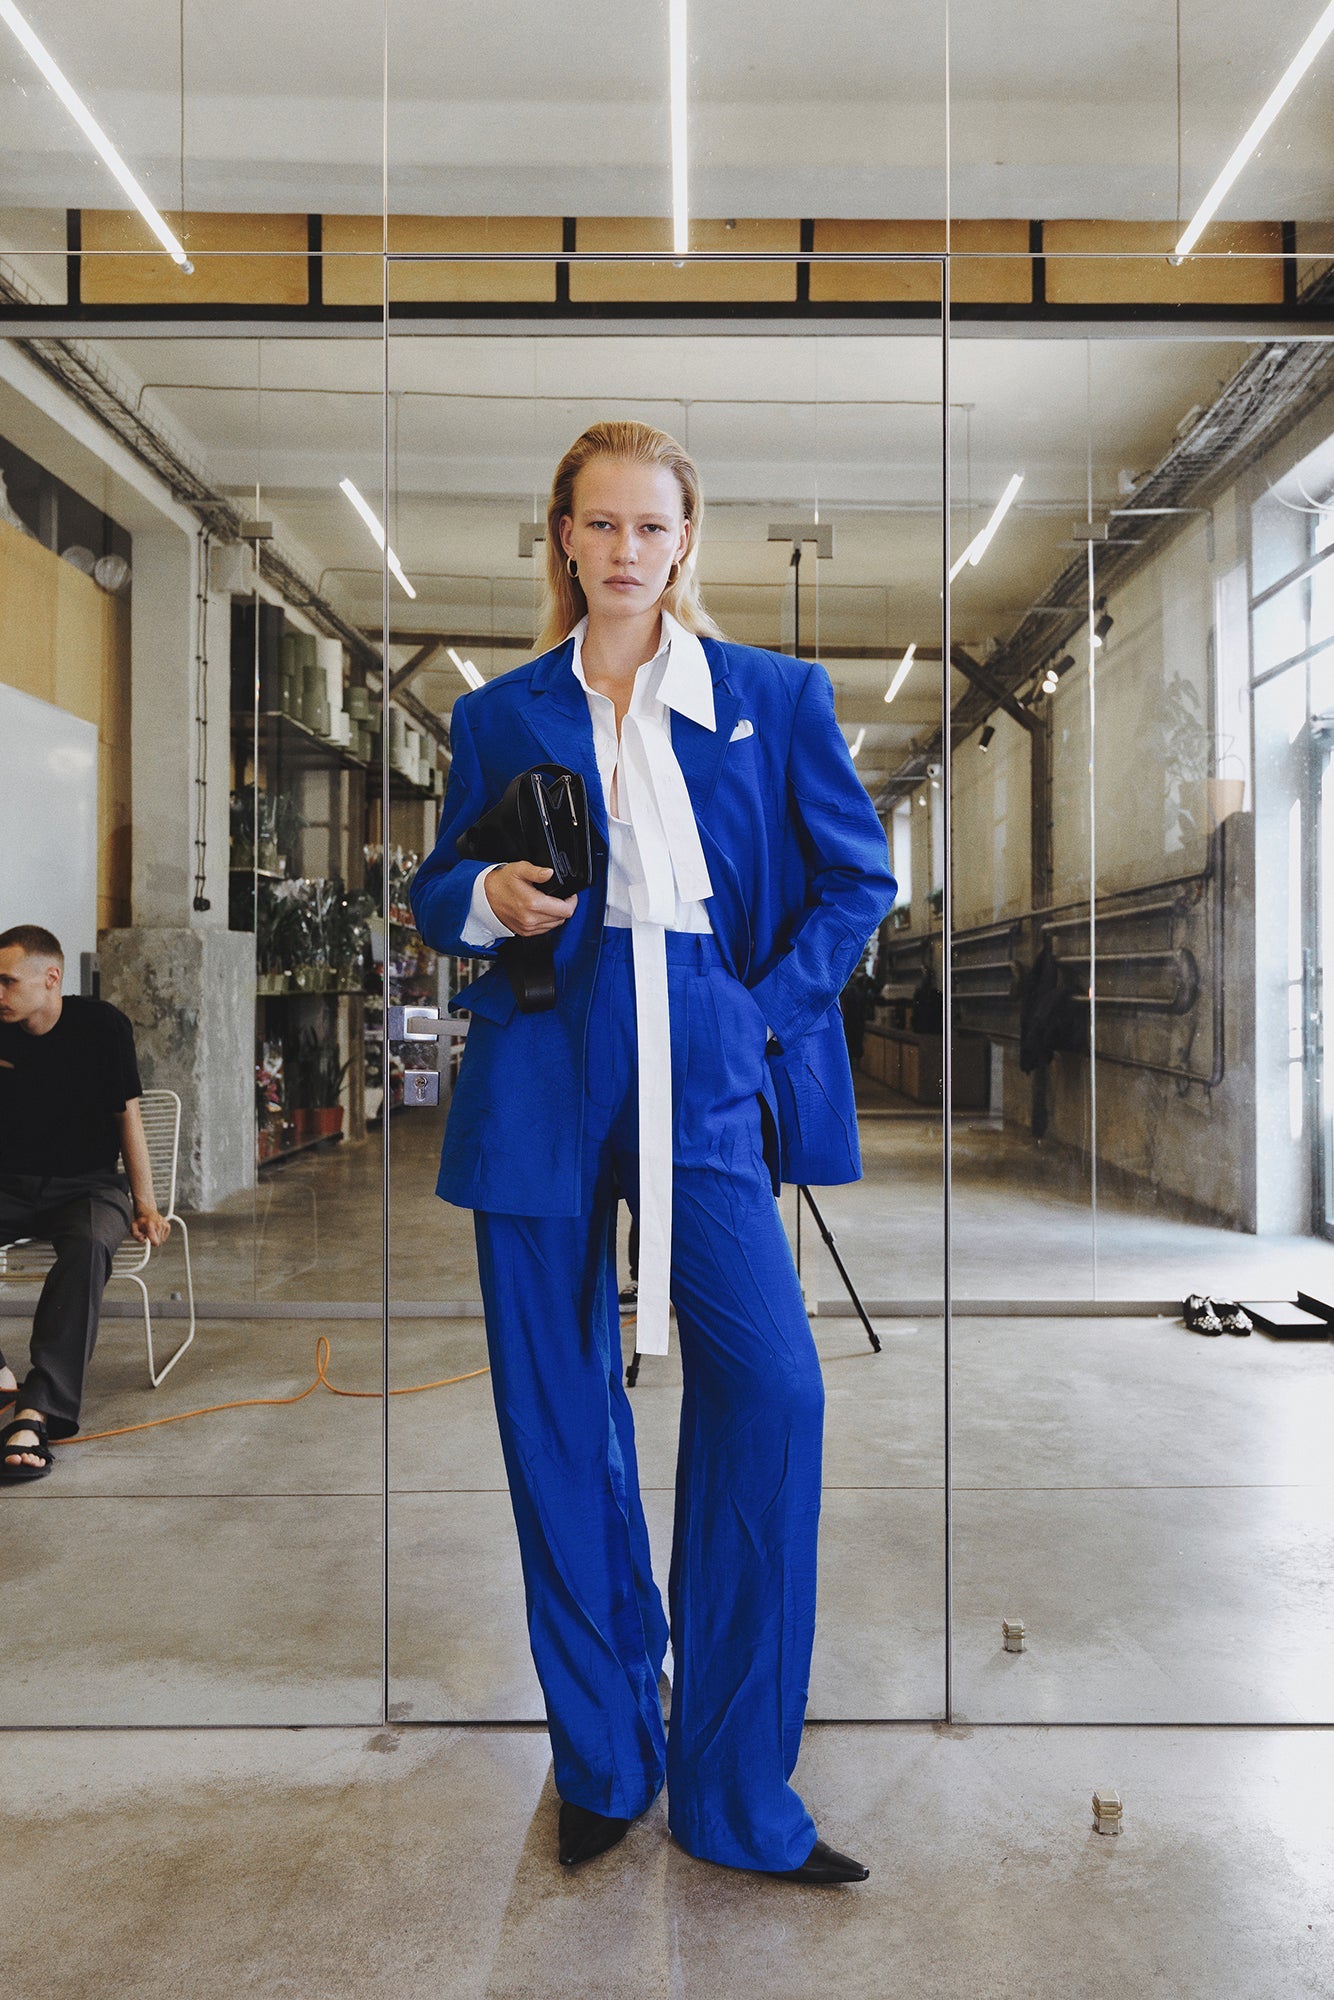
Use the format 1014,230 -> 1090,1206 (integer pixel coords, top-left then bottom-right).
947,818 -> 1228,1089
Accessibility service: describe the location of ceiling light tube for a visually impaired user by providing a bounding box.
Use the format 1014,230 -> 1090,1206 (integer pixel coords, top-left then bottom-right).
669,0 -> 689,255
884,642 -> 917,704
1175,0 -> 1334,259
966,472 -> 1025,568
339,478 -> 417,600
848,726 -> 866,760
948,473 -> 1024,582
0,0 -> 192,271
447,646 -> 485,691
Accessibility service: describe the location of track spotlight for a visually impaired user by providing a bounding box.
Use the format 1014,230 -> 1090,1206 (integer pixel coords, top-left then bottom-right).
1094,611 -> 1114,643
979,724 -> 996,751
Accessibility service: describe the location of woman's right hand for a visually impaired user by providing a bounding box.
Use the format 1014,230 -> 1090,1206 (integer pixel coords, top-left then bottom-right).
484,861 -> 579,937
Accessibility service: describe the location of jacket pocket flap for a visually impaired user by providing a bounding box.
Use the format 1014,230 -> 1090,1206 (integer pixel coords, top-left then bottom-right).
449,965 -> 517,1025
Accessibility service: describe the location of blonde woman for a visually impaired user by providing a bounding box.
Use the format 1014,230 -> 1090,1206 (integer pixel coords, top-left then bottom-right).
412,422 -> 894,1881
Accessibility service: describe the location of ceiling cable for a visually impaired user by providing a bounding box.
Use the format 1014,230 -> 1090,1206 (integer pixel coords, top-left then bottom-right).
179,0 -> 187,228
1175,0 -> 1183,234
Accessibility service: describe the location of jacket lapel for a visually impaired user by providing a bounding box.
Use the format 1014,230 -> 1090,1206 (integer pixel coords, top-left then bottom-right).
519,639 -> 608,841
673,638 -> 742,819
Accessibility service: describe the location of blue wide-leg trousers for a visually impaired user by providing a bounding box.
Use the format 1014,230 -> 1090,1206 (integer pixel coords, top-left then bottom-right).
473,928 -> 823,1871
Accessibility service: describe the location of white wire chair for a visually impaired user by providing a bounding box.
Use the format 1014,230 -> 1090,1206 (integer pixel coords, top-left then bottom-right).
0,1087 -> 196,1387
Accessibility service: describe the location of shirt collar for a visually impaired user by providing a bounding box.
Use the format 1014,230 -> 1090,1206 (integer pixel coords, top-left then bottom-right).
568,609 -> 716,735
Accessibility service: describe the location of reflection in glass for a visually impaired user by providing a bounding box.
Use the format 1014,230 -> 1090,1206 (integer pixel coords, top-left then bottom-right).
951,318 -> 1334,1723
0,326 -> 384,1721
386,309 -> 947,1727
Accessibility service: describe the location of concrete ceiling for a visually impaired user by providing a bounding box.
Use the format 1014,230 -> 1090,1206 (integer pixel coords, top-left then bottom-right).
2,0 -> 1333,223
94,327 -> 1259,793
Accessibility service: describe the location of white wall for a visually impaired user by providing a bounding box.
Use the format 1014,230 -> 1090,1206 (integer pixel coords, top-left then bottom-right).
0,684 -> 97,985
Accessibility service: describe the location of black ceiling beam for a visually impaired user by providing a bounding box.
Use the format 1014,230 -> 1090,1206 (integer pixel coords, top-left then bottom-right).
948,645 -> 1040,737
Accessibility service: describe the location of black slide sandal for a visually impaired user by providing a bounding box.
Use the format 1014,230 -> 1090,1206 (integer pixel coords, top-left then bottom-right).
0,1415 -> 53,1482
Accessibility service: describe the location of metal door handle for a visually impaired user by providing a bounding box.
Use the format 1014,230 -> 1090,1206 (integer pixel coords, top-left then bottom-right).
387,1005 -> 469,1043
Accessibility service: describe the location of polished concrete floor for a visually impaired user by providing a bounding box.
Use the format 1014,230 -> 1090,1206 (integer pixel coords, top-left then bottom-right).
3,1077 -> 1333,1727
4,1287 -> 1331,1728
4,1722 -> 1331,1999
5,1082 -> 1333,1991
140,1075 -> 1334,1307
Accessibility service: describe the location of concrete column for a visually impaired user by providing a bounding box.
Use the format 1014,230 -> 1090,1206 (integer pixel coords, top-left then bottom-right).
125,534 -> 235,930
129,523 -> 198,926
99,926 -> 255,1212
1251,666 -> 1310,1235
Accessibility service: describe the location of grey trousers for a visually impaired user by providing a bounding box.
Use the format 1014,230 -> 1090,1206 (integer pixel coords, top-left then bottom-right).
0,1171 -> 134,1438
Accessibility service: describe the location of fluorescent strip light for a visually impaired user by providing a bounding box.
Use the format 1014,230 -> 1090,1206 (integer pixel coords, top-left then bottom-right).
948,473 -> 1024,583
884,643 -> 917,704
1175,0 -> 1334,258
848,726 -> 866,759
669,0 -> 689,255
0,0 -> 192,271
339,478 -> 417,600
447,647 -> 485,691
966,473 -> 1024,566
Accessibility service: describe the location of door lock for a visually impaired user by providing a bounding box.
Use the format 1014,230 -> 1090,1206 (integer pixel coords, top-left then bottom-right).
388,1006 -> 466,1109
402,1069 -> 440,1107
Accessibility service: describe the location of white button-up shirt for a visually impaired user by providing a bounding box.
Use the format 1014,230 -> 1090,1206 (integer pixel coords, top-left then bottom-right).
458,609 -> 719,1359
460,610 -> 716,944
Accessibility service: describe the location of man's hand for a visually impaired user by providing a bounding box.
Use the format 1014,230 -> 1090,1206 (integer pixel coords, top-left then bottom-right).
131,1208 -> 172,1248
484,861 -> 579,938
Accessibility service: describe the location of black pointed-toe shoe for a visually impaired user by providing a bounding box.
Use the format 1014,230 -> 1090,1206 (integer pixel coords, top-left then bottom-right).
557,1800 -> 635,1867
773,1838 -> 869,1885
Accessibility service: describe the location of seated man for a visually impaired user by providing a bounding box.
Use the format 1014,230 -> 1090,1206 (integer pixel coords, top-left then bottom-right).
0,925 -> 170,1481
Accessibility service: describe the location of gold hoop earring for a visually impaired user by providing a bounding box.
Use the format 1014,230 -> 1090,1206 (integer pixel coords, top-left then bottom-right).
566,556 -> 578,579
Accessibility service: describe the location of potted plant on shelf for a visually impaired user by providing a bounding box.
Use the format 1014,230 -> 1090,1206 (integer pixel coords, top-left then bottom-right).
331,886 -> 376,993
255,1041 -> 289,1159
272,791 -> 304,876
289,1026 -> 350,1143
230,790 -> 254,871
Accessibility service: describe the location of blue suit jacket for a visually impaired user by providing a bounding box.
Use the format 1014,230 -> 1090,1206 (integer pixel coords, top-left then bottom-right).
409,635 -> 896,1215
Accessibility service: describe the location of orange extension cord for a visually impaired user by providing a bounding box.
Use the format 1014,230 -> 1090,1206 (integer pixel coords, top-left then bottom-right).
2,1313 -> 639,1448
2,1337 -> 494,1448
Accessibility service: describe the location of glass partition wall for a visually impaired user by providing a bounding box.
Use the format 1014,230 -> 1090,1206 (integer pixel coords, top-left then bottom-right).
949,315 -> 1334,1722
0,324 -> 387,1722
4,163 -> 1333,1742
382,299 -> 949,1723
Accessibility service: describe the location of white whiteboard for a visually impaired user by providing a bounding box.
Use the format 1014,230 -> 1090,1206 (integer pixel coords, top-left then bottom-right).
0,682 -> 98,991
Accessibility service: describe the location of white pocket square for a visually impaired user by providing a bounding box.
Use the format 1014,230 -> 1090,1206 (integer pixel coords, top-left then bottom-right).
729,718 -> 754,742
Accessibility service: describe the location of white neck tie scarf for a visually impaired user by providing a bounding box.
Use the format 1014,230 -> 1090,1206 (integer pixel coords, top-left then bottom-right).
616,709 -> 714,1355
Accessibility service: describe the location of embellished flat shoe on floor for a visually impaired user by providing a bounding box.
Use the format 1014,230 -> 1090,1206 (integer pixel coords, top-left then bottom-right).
772,1838 -> 869,1885
1209,1298 -> 1253,1336
1183,1294 -> 1224,1335
557,1800 -> 635,1867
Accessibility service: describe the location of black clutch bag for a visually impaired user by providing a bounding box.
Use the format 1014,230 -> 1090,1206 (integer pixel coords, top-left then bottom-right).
457,764 -> 594,1012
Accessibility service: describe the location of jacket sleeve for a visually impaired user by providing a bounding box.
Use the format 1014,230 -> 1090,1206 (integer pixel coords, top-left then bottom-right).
408,694 -> 504,959
748,661 -> 897,1048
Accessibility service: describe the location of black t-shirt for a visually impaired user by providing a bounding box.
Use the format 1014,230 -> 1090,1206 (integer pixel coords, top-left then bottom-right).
0,997 -> 143,1178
